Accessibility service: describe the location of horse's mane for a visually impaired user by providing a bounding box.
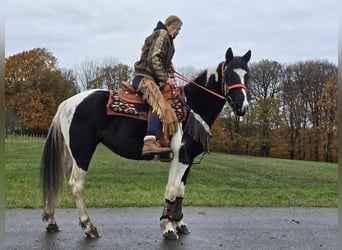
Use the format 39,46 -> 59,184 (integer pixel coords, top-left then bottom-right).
192,69 -> 208,85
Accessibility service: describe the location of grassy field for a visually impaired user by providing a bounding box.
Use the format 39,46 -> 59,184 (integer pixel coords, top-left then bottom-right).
5,135 -> 337,208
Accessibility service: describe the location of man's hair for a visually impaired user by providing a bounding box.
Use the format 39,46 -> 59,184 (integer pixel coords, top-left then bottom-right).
164,15 -> 183,26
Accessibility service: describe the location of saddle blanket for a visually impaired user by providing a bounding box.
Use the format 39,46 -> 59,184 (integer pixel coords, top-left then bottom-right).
106,90 -> 149,120
106,84 -> 187,122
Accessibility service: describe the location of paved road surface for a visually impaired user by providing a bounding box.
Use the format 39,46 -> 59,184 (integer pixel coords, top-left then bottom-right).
5,207 -> 339,250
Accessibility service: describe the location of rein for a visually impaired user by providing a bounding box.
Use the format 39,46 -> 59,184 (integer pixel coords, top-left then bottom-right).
173,63 -> 247,101
173,71 -> 226,100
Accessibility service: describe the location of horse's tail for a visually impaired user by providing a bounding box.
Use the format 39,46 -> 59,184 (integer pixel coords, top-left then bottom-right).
41,101 -> 70,208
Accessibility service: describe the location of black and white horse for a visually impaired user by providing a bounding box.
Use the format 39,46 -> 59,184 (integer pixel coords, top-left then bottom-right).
41,47 -> 251,240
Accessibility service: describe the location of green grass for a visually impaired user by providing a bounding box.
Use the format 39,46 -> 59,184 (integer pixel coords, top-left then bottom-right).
5,135 -> 337,208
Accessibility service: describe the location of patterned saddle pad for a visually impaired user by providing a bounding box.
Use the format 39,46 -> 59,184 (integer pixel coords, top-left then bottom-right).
106,83 -> 187,122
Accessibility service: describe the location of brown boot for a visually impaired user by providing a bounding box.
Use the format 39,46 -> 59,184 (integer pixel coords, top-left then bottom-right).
142,136 -> 171,155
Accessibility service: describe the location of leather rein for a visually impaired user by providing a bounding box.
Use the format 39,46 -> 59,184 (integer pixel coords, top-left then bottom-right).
173,62 -> 247,101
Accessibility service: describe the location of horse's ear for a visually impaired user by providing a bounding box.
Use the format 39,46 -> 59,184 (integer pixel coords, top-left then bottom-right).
242,50 -> 251,62
225,47 -> 233,63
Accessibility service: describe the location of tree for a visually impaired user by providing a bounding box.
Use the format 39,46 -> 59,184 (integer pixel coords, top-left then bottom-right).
317,77 -> 337,162
175,66 -> 200,85
90,64 -> 132,90
282,64 -> 307,160
251,97 -> 282,156
74,57 -> 132,90
5,48 -> 78,134
281,60 -> 337,161
247,60 -> 283,156
249,60 -> 283,101
74,57 -> 101,90
301,60 -> 337,161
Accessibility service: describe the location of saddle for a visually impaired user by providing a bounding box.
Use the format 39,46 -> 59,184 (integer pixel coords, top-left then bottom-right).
107,81 -> 210,156
107,81 -> 187,122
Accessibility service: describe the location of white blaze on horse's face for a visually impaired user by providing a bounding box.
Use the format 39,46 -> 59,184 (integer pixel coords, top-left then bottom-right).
231,68 -> 249,115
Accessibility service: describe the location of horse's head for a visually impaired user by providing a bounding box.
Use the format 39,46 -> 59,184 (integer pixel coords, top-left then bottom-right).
222,48 -> 251,116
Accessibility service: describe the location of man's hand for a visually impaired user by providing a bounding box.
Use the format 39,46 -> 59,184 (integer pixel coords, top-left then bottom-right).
167,78 -> 177,87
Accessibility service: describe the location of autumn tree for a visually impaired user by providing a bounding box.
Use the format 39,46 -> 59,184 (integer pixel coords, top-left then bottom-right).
247,60 -> 283,156
210,116 -> 230,153
282,60 -> 337,161
5,48 -> 78,134
211,106 -> 243,154
317,76 -> 337,162
302,60 -> 337,161
282,64 -> 307,159
252,97 -> 282,156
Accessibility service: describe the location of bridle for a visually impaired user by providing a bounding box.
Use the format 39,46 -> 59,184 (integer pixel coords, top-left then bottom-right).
220,62 -> 247,95
173,62 -> 247,101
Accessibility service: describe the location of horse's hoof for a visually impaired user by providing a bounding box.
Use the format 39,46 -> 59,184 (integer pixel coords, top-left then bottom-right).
85,226 -> 101,238
163,230 -> 179,240
176,224 -> 190,234
46,223 -> 60,233
85,228 -> 101,239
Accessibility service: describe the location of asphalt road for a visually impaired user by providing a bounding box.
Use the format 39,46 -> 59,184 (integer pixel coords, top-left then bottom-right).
5,207 -> 339,250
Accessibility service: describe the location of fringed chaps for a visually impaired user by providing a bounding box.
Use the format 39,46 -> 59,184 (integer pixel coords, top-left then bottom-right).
139,78 -> 178,137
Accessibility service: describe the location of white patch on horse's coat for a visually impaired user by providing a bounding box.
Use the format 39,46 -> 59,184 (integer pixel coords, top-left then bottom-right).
174,219 -> 187,229
68,161 -> 89,222
241,89 -> 249,111
206,67 -> 218,86
177,182 -> 186,197
170,124 -> 183,156
233,68 -> 249,111
59,89 -> 102,153
160,218 -> 178,238
164,125 -> 189,200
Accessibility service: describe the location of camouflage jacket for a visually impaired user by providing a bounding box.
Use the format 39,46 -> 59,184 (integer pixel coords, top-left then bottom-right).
134,21 -> 175,86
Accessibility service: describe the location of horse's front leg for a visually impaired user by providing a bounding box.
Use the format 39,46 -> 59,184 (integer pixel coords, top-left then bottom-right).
160,160 -> 189,240
173,196 -> 190,234
172,163 -> 191,235
69,163 -> 101,238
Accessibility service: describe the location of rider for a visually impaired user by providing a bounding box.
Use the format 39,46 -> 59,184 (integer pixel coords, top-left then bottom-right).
132,15 -> 183,156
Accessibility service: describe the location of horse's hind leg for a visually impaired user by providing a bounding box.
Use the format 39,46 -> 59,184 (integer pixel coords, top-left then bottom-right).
42,125 -> 72,233
42,202 -> 60,232
69,162 -> 101,238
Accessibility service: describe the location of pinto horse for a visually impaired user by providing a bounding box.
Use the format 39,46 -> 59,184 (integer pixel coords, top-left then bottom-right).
41,47 -> 251,240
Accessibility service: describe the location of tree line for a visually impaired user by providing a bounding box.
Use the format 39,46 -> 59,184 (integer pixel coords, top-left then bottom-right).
5,48 -> 337,162
211,59 -> 337,163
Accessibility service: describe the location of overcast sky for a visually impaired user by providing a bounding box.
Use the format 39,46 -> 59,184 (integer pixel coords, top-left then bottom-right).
5,0 -> 338,71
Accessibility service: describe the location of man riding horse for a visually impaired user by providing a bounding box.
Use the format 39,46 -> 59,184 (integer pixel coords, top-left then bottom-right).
132,15 -> 183,156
